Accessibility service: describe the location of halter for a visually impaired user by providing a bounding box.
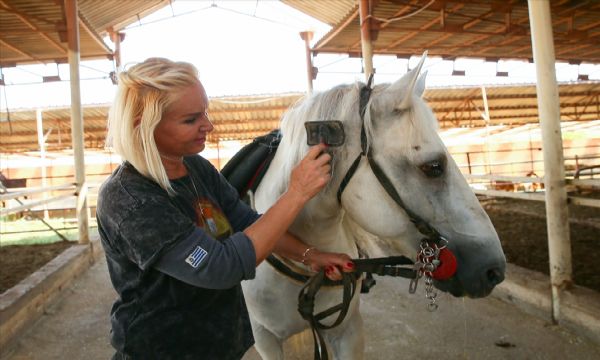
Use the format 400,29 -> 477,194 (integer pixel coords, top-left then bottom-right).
336,75 -> 457,302
294,76 -> 457,360
337,75 -> 445,243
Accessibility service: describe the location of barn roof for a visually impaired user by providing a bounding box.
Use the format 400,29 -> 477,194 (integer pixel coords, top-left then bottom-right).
0,0 -> 169,66
282,0 -> 600,63
2,82 -> 598,153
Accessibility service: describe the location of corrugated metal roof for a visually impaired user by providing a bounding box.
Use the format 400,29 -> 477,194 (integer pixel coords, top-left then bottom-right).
282,0 -> 356,26
283,0 -> 600,63
0,0 -> 169,66
2,82 -> 598,153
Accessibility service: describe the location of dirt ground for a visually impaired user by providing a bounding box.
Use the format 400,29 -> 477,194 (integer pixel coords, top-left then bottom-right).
480,195 -> 600,292
0,241 -> 72,293
1,196 -> 599,294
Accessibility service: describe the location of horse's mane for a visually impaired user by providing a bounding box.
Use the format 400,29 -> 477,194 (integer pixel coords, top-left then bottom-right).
274,83 -> 364,195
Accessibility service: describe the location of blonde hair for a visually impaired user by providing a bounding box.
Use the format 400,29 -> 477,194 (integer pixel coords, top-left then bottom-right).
107,58 -> 199,195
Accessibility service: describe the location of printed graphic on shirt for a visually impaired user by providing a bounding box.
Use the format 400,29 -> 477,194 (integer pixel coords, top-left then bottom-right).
185,245 -> 208,268
194,199 -> 233,241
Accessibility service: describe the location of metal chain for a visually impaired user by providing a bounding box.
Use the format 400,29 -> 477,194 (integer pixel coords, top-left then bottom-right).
424,275 -> 438,311
408,237 -> 448,311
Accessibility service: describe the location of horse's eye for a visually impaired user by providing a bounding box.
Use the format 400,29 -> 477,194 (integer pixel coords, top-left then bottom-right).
420,160 -> 445,178
393,108 -> 407,115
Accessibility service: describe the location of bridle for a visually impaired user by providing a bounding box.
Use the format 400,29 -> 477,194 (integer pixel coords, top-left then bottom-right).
270,75 -> 456,360
336,75 -> 447,248
332,75 -> 453,308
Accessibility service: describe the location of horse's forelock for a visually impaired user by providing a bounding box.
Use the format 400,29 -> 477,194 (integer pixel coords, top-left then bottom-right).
358,82 -> 443,164
275,84 -> 358,191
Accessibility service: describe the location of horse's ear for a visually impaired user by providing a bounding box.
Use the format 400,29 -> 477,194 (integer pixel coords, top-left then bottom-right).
415,70 -> 427,98
388,51 -> 427,109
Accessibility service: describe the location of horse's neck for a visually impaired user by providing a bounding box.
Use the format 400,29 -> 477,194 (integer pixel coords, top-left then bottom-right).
254,146 -> 358,257
290,209 -> 359,258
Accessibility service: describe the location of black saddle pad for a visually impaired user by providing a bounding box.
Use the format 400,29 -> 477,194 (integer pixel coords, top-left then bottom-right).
221,129 -> 281,202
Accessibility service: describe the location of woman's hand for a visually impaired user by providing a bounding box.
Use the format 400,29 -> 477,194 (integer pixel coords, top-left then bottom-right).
304,249 -> 354,281
288,144 -> 331,203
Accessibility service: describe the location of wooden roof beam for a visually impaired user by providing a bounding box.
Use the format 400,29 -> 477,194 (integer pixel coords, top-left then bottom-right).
0,1 -> 55,27
454,0 -> 555,54
576,46 -> 600,58
555,43 -> 592,57
385,24 -> 528,37
384,3 -> 465,51
550,1 -> 600,17
0,37 -> 37,61
314,6 -> 359,51
349,0 -> 417,49
77,13 -> 112,55
428,0 -> 521,50
579,18 -> 600,31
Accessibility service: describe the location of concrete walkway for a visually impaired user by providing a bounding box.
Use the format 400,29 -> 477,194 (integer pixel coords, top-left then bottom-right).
2,256 -> 599,360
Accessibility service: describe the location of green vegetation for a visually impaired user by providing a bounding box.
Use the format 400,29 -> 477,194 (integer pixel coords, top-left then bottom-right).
0,217 -> 98,246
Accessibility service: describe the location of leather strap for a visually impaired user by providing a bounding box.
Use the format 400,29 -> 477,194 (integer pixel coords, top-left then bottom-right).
296,256 -> 415,360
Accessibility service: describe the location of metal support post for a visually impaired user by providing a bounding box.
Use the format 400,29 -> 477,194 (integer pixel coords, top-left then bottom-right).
299,31 -> 314,94
358,0 -> 374,80
65,0 -> 90,244
528,0 -> 572,324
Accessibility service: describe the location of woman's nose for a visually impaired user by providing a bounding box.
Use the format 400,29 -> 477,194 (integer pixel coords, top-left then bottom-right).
201,115 -> 214,132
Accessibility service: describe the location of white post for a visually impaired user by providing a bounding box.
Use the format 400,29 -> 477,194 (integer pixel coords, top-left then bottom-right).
358,0 -> 374,80
65,0 -> 89,244
36,109 -> 49,219
528,0 -> 572,324
481,86 -> 492,175
299,31 -> 314,94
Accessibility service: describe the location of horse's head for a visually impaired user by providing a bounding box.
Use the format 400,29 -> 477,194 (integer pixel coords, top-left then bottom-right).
272,53 -> 505,298
329,54 -> 505,298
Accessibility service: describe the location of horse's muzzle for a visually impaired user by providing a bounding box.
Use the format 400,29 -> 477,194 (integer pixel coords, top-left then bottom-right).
434,255 -> 506,298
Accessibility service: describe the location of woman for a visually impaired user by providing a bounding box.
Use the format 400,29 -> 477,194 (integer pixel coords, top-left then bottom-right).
97,57 -> 354,359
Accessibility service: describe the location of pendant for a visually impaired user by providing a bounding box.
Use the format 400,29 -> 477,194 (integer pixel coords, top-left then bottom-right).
201,206 -> 218,234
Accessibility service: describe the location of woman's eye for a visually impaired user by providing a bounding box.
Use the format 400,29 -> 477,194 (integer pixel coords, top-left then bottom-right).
183,117 -> 197,124
420,160 -> 445,178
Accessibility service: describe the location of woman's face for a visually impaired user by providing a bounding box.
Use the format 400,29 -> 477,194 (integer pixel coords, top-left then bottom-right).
154,80 -> 214,157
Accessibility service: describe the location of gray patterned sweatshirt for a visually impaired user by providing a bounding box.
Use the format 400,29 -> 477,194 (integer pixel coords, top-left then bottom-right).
97,155 -> 260,359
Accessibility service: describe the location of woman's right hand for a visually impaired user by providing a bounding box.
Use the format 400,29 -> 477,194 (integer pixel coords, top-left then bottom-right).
288,144 -> 331,203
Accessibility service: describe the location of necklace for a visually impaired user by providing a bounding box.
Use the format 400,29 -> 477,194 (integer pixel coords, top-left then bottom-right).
160,153 -> 183,162
187,171 -> 200,199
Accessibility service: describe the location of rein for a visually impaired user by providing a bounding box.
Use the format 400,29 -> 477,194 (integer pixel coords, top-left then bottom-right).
296,256 -> 415,360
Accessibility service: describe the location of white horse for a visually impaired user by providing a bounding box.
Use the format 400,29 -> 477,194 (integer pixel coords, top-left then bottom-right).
242,54 -> 506,359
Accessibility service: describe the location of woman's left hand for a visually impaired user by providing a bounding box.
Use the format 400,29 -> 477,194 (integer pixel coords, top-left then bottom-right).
305,250 -> 354,281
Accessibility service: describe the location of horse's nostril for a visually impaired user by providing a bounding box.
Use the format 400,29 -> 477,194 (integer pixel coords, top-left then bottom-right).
486,268 -> 504,286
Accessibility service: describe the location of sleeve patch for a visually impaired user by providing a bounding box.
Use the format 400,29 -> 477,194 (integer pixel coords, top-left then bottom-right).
185,245 -> 208,268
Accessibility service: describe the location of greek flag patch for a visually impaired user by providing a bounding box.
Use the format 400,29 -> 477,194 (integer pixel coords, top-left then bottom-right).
185,246 -> 208,268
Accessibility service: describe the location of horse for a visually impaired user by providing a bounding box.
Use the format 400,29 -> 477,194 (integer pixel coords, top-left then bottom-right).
241,53 -> 506,360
